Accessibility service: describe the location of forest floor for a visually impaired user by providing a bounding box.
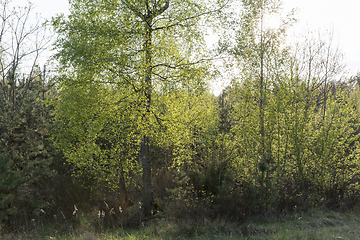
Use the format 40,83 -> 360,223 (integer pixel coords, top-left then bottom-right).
2,210 -> 360,239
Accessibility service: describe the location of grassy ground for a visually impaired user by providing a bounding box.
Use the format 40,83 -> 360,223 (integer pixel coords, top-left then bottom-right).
2,210 -> 360,239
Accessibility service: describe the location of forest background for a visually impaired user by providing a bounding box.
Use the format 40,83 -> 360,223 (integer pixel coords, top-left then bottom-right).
1,0 -> 360,235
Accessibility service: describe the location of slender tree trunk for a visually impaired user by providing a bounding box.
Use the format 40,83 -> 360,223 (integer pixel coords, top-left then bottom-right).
259,6 -> 266,184
140,19 -> 154,217
132,0 -> 169,218
140,135 -> 154,216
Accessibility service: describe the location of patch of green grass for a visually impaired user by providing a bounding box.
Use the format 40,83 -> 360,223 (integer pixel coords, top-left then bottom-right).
242,210 -> 360,240
3,210 -> 360,239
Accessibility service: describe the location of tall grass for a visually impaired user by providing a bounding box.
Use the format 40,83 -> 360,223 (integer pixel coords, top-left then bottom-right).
2,210 -> 360,239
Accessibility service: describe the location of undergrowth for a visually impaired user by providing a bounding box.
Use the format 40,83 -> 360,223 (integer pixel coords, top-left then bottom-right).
2,209 -> 360,239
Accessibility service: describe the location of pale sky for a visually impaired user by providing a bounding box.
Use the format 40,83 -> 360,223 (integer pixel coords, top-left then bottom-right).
19,0 -> 360,77
283,0 -> 360,76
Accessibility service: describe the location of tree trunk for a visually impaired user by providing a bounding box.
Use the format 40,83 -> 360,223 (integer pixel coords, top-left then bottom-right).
140,19 -> 154,217
140,135 -> 154,217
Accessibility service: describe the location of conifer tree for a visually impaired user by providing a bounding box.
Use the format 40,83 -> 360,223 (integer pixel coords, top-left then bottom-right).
0,1 -> 54,225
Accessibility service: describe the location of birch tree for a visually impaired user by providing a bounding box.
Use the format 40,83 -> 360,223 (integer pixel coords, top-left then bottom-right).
52,0 -> 225,217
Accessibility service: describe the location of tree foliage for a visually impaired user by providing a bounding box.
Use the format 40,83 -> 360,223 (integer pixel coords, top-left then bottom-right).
51,0 -> 226,217
217,0 -> 360,212
3,0 -> 360,233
